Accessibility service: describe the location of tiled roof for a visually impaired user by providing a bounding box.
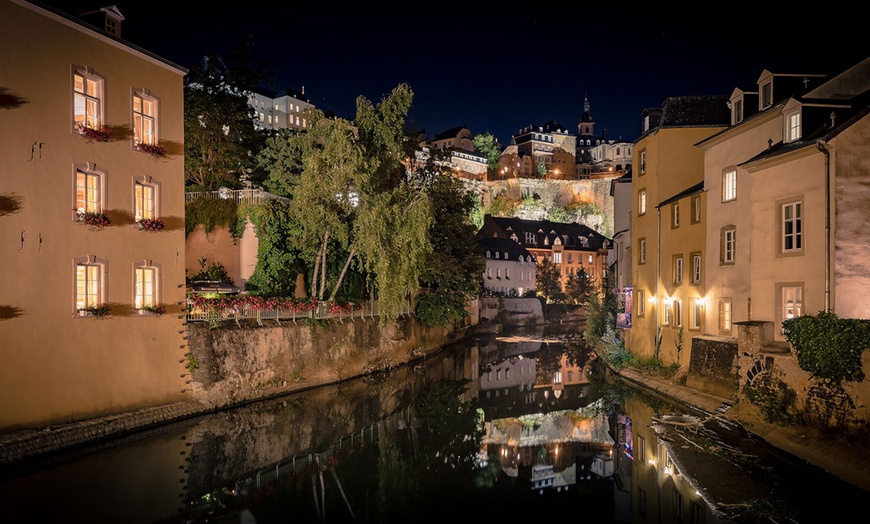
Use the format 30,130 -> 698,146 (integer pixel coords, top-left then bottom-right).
480,215 -> 610,251
477,236 -> 533,261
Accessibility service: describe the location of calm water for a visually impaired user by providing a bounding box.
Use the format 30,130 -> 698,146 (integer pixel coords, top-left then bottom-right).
0,324 -> 866,523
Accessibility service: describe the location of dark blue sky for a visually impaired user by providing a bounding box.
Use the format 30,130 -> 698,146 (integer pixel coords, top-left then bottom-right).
45,1 -> 867,146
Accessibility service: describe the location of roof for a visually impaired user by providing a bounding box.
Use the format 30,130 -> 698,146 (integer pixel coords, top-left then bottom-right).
477,236 -> 533,261
433,125 -> 469,140
657,95 -> 731,128
479,215 -> 610,251
658,181 -> 705,207
253,85 -> 309,103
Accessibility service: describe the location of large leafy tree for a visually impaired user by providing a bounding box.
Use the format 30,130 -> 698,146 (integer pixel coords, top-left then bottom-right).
184,36 -> 274,190
564,268 -> 594,305
472,132 -> 501,171
244,199 -> 306,297
536,257 -> 564,303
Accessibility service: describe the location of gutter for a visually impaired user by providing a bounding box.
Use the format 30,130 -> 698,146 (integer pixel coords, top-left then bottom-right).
816,141 -> 831,312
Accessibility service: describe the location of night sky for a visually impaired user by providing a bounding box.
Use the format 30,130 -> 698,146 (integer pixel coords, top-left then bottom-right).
40,1 -> 867,146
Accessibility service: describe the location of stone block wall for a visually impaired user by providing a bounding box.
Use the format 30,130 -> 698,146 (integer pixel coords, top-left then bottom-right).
687,336 -> 739,401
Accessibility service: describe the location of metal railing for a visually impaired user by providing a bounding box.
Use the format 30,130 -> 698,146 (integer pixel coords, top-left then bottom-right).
185,188 -> 290,205
186,298 -> 413,326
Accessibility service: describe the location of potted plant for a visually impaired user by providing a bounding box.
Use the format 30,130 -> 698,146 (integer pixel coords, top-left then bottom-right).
137,217 -> 166,232
76,123 -> 110,142
75,210 -> 111,230
136,142 -> 166,158
138,304 -> 166,316
77,304 -> 110,318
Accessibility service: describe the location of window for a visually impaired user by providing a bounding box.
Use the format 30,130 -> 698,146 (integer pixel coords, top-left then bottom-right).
525,232 -> 535,244
692,253 -> 701,284
672,488 -> 684,520
134,261 -> 160,310
588,254 -> 593,264
781,200 -> 803,253
505,269 -> 510,280
74,256 -> 107,312
134,179 -> 159,221
781,284 -> 803,321
691,502 -> 703,524
719,297 -> 732,335
691,299 -> 702,330
74,164 -> 106,215
495,251 -> 499,259
73,68 -> 103,130
486,267 -> 491,279
733,97 -> 743,123
672,202 -> 680,228
567,253 -> 573,264
133,91 -> 158,146
640,149 -> 646,174
673,255 -> 683,285
722,169 -> 737,202
638,290 -> 645,316
664,301 -> 671,325
761,81 -> 772,108
638,488 -> 647,516
553,252 -> 562,264
639,238 -> 646,264
692,195 -> 701,223
673,300 -> 682,327
721,226 -> 736,264
637,435 -> 645,462
638,189 -> 647,215
786,110 -> 801,142
496,268 -> 501,278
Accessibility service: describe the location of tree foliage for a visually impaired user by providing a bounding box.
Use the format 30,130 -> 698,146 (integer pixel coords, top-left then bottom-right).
184,36 -> 273,190
564,269 -> 593,305
472,132 -> 501,170
783,311 -> 870,384
535,257 -> 564,303
244,199 -> 306,297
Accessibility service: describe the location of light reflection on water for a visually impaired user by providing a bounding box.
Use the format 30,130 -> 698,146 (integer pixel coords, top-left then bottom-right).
0,324 -> 865,523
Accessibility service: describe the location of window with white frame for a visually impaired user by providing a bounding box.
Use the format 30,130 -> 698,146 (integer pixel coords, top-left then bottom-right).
75,165 -> 105,215
732,97 -> 743,124
134,261 -> 160,310
786,110 -> 801,142
134,178 -> 159,221
781,285 -> 803,320
640,149 -> 646,174
525,232 -> 535,244
781,200 -> 803,253
692,195 -> 701,223
761,82 -> 772,108
505,269 -> 510,280
673,255 -> 683,285
719,297 -> 732,335
133,91 -> 158,146
638,289 -> 645,316
721,226 -> 736,264
672,202 -> 679,228
486,267 -> 491,279
553,252 -> 562,264
722,169 -> 737,202
673,300 -> 682,327
639,238 -> 646,264
75,256 -> 107,312
664,301 -> 671,324
73,68 -> 104,130
692,253 -> 701,284
638,189 -> 647,215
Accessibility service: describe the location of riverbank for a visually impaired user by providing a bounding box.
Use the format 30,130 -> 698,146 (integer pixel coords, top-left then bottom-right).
3,327 -> 870,497
609,364 -> 870,494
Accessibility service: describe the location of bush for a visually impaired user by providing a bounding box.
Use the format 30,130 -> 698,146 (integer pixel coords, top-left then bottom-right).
783,312 -> 870,384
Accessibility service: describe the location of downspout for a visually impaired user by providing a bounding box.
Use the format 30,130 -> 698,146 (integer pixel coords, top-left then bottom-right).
816,141 -> 831,312
656,206 -> 661,324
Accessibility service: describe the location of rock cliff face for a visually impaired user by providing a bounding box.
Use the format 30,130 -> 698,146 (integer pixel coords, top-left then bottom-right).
186,315 -> 472,410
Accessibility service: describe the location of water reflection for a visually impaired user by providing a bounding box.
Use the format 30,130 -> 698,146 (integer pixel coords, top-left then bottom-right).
0,325 -> 865,523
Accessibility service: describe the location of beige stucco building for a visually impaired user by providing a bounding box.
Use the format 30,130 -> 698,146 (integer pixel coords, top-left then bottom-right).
0,0 -> 188,430
626,96 -> 729,365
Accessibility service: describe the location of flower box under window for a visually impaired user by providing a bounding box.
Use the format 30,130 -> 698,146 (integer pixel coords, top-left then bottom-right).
138,304 -> 166,316
136,142 -> 166,158
137,217 -> 165,232
77,304 -> 110,318
76,123 -> 111,142
76,210 -> 111,230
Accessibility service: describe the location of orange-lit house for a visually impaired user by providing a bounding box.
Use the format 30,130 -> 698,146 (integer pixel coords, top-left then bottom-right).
0,0 -> 188,430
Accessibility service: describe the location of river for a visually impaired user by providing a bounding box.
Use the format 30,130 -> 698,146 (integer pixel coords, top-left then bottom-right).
0,324 -> 865,523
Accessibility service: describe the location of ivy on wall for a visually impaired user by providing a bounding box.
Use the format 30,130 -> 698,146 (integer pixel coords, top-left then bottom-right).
185,197 -> 247,238
783,311 -> 870,384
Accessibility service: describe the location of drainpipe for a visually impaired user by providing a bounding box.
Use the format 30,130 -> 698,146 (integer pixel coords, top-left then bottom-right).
656,206 -> 661,326
816,141 -> 831,312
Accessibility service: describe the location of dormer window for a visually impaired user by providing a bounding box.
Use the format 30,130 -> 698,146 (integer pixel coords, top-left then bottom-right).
786,110 -> 801,142
544,236 -> 549,246
761,82 -> 772,109
732,97 -> 743,124
495,251 -> 499,259
486,250 -> 491,258
504,251 -> 508,259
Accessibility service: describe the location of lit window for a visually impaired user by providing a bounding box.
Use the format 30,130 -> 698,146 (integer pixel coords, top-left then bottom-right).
73,69 -> 103,130
134,262 -> 160,310
75,166 -> 104,214
691,299 -> 702,329
134,179 -> 159,221
782,201 -> 803,253
786,111 -> 801,142
638,189 -> 647,215
495,251 -> 499,259
719,297 -> 732,335
133,91 -> 158,146
722,169 -> 737,202
553,252 -> 562,264
588,254 -> 593,264
782,285 -> 803,320
664,301 -> 671,324
75,256 -> 107,313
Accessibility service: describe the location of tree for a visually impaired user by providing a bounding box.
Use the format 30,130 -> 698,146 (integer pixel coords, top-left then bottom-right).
536,158 -> 547,177
184,36 -> 274,190
473,132 -> 501,171
244,199 -> 306,297
564,269 -> 593,305
536,257 -> 564,303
